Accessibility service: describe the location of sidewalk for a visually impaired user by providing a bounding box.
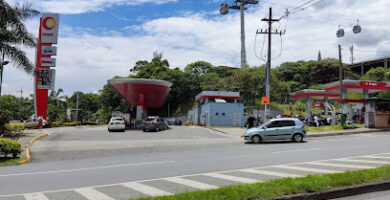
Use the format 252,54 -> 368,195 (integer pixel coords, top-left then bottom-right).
207,127 -> 390,139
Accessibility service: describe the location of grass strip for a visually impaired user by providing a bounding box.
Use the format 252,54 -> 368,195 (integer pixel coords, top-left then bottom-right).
306,124 -> 364,133
0,157 -> 24,167
134,165 -> 390,200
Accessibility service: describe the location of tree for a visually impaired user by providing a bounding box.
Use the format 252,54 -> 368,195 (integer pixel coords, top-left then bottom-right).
184,61 -> 213,75
362,67 -> 390,81
49,88 -> 65,106
0,1 -> 39,95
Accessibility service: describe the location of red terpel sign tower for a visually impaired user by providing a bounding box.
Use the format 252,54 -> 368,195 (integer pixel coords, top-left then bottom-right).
35,13 -> 59,120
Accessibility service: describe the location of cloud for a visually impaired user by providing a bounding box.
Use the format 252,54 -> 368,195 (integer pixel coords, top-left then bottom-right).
2,0 -> 390,97
7,0 -> 177,14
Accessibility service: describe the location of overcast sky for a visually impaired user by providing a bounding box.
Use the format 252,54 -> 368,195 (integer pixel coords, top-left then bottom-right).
3,0 -> 390,97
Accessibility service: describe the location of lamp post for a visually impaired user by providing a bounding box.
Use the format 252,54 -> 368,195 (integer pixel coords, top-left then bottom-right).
0,51 -> 10,97
220,0 -> 259,68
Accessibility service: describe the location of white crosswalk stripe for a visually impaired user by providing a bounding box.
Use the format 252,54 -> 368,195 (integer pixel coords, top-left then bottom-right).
75,187 -> 114,200
239,168 -> 303,178
203,173 -> 260,183
306,162 -> 375,169
274,165 -> 343,174
24,193 -> 49,200
336,158 -> 390,165
360,155 -> 390,160
122,182 -> 172,197
163,177 -> 218,190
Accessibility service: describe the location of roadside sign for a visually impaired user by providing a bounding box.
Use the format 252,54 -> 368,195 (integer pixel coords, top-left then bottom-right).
261,97 -> 270,105
41,13 -> 59,44
41,57 -> 56,67
313,102 -> 324,107
42,46 -> 57,56
37,69 -> 55,90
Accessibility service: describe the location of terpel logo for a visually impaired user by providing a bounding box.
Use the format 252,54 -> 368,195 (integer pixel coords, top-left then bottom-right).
42,17 -> 56,30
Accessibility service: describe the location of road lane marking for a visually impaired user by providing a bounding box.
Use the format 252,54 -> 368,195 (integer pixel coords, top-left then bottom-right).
163,177 -> 218,190
361,155 -> 390,160
2,151 -> 390,198
0,160 -> 176,177
24,192 -> 49,200
239,168 -> 303,178
203,173 -> 259,183
306,162 -> 375,169
271,148 -> 322,154
75,187 -> 114,200
121,182 -> 172,197
336,158 -> 390,165
274,165 -> 343,174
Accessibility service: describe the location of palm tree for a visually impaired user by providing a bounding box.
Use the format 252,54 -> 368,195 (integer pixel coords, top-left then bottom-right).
49,88 -> 65,106
0,1 -> 39,96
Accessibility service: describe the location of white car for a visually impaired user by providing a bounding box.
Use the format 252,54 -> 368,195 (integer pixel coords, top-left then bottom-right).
108,117 -> 126,132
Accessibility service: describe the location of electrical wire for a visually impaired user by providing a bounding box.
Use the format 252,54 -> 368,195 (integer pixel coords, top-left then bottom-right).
254,33 -> 267,62
271,34 -> 283,60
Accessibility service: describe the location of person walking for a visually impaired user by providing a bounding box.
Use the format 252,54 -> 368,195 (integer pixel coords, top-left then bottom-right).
314,115 -> 319,127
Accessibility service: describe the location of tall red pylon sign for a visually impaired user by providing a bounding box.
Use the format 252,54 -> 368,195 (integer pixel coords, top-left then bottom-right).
34,13 -> 59,120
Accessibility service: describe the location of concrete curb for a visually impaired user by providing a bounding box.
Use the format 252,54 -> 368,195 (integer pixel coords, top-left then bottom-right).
18,132 -> 48,164
270,180 -> 390,200
306,129 -> 390,138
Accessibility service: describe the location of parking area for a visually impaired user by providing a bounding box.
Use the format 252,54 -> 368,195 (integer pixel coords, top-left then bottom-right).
29,125 -> 242,162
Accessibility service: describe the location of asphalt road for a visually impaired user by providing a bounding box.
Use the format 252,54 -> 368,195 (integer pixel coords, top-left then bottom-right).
0,126 -> 390,200
333,190 -> 390,200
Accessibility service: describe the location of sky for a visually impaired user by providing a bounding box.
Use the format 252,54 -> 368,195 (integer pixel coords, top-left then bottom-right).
3,0 -> 390,97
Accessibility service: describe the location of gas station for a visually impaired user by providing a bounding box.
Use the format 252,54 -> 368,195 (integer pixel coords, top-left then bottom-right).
291,89 -> 340,125
291,80 -> 390,128
109,78 -> 172,121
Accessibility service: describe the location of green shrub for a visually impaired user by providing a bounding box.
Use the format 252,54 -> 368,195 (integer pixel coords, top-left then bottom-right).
185,121 -> 194,126
0,138 -> 21,158
8,123 -> 24,131
63,122 -> 78,126
47,121 -> 61,127
80,121 -> 97,125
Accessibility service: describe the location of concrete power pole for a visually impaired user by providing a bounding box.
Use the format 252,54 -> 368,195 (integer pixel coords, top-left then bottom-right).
75,92 -> 79,122
220,0 -> 259,68
349,45 -> 354,64
239,3 -> 247,68
338,45 -> 345,114
256,7 -> 284,120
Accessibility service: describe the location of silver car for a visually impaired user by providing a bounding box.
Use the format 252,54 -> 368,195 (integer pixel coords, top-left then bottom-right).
242,118 -> 306,143
142,117 -> 168,132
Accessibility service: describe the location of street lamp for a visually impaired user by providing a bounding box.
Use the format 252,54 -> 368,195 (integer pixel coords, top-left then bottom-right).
219,0 -> 259,68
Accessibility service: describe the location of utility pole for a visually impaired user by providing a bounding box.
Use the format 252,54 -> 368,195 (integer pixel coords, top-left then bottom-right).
220,0 -> 259,68
240,3 -> 247,68
338,45 -> 345,114
0,51 -> 10,97
349,45 -> 354,64
17,89 -> 23,120
75,92 -> 79,122
256,7 -> 285,120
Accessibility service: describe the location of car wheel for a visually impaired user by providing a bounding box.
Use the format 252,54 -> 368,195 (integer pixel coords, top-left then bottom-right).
108,129 -> 111,132
292,133 -> 303,143
252,135 -> 261,144
142,129 -> 146,132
